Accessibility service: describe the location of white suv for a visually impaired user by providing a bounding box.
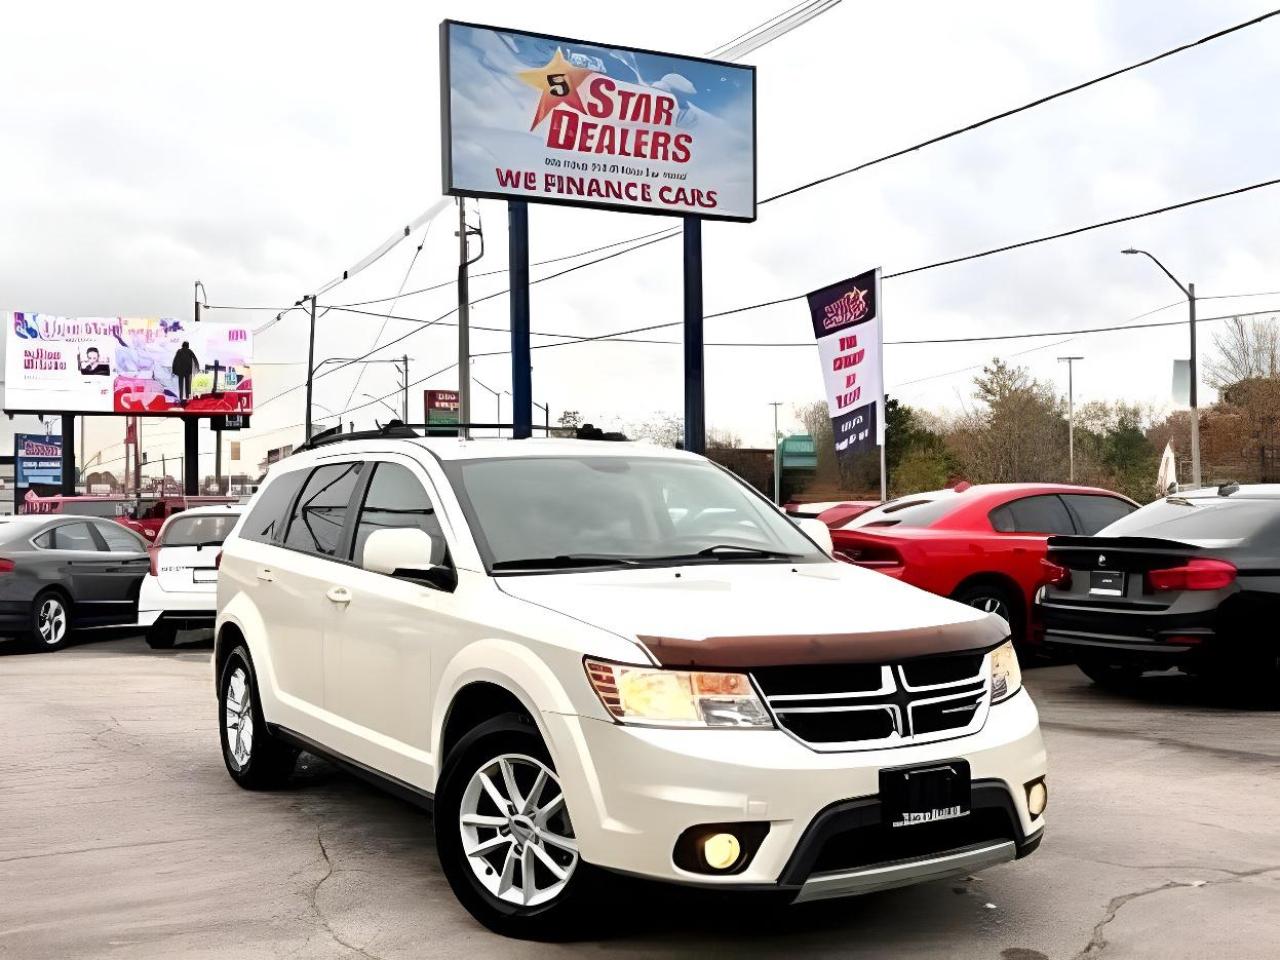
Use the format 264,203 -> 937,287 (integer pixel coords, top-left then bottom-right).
215,431 -> 1047,939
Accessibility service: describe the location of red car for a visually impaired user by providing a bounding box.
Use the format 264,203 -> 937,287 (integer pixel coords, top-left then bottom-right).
830,483 -> 1137,645
19,494 -> 238,541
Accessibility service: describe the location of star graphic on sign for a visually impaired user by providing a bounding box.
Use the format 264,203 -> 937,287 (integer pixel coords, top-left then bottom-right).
517,48 -> 590,130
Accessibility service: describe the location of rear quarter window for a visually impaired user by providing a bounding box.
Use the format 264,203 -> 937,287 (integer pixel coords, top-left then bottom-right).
1064,494 -> 1135,535
241,470 -> 308,544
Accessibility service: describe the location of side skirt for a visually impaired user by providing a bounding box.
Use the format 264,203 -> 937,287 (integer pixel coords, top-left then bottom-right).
271,724 -> 435,814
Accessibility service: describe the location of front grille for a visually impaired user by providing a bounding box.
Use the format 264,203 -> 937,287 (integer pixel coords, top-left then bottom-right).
752,652 -> 991,752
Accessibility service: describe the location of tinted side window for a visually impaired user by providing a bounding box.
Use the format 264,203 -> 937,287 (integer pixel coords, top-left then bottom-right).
283,463 -> 364,557
352,463 -> 445,566
95,522 -> 145,552
242,470 -> 308,544
1064,495 -> 1135,535
993,495 -> 1076,534
53,522 -> 101,551
33,530 -> 53,549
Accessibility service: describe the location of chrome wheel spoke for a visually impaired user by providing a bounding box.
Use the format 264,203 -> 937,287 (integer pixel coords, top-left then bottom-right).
459,753 -> 578,907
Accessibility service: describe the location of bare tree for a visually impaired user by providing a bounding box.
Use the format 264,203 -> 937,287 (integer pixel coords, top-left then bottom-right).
707,427 -> 742,449
1204,315 -> 1280,389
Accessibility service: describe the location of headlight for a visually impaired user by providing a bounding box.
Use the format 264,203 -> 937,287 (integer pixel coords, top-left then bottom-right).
989,640 -> 1022,704
584,658 -> 773,728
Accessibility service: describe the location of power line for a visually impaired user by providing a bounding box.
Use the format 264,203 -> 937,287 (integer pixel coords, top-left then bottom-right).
239,3 -> 1279,313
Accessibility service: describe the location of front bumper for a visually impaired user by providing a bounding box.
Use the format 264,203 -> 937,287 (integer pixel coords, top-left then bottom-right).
542,688 -> 1046,895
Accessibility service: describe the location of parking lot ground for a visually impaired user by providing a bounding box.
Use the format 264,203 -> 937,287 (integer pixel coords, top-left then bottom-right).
2,635 -> 1280,960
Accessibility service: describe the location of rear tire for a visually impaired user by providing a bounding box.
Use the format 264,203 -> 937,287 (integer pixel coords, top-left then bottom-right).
434,715 -> 603,940
146,621 -> 177,649
1078,659 -> 1145,691
953,583 -> 1023,642
27,591 -> 72,652
218,645 -> 298,789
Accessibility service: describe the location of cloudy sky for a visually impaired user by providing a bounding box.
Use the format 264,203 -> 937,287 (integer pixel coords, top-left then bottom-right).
3,0 -> 1278,479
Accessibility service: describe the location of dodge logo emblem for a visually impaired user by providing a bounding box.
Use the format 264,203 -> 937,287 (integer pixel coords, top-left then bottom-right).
1098,554 -> 1106,565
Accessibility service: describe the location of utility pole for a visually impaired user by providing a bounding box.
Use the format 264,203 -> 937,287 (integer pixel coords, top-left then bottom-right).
457,199 -> 472,438
1058,356 -> 1084,482
769,401 -> 783,504
304,295 -> 317,441
194,280 -> 207,324
401,354 -> 410,423
1122,248 -> 1200,487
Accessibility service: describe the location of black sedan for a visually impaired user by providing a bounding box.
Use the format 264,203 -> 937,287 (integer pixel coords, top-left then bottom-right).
0,515 -> 150,651
1037,484 -> 1280,689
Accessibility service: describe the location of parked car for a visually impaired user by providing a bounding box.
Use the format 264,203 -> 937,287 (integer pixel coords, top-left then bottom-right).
139,504 -> 241,649
1038,483 -> 1280,688
785,499 -> 879,525
0,515 -> 149,651
216,430 -> 1047,939
832,485 -> 964,530
831,483 -> 1137,645
20,493 -> 237,540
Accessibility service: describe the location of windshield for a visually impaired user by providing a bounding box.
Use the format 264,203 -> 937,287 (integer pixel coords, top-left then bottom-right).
160,513 -> 240,547
1100,496 -> 1280,542
443,455 -> 826,572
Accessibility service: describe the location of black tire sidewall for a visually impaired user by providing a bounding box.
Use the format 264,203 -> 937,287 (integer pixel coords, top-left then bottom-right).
434,718 -> 600,940
218,644 -> 293,787
29,590 -> 71,652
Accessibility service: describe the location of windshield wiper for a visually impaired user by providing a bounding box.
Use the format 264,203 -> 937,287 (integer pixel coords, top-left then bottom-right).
491,554 -> 642,571
645,544 -> 804,563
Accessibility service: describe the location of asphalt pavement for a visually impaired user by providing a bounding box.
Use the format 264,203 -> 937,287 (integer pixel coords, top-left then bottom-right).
2,633 -> 1279,960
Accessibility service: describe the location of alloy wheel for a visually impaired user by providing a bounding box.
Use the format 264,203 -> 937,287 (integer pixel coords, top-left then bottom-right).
38,598 -> 67,646
458,753 -> 578,907
969,595 -> 1011,623
224,666 -> 255,770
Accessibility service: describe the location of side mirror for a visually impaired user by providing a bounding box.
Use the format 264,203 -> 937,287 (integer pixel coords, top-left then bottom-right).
363,527 -> 439,577
795,516 -> 834,556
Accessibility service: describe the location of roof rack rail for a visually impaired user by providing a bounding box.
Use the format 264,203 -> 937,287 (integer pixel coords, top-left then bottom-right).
295,419 -> 419,453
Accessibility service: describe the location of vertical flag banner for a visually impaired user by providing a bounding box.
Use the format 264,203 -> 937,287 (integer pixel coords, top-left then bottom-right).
807,268 -> 884,464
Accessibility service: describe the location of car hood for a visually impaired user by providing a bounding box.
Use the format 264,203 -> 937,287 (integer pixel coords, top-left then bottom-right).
496,560 -> 1007,668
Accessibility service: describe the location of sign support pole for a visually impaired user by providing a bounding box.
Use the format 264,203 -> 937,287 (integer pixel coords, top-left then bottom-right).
683,217 -> 705,454
457,199 -> 472,439
183,417 -> 198,495
214,423 -> 223,495
509,200 -> 532,439
60,415 -> 76,495
304,295 -> 317,441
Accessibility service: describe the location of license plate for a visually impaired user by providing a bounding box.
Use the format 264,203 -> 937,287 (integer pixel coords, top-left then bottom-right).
1090,570 -> 1125,596
193,568 -> 218,583
880,760 -> 971,828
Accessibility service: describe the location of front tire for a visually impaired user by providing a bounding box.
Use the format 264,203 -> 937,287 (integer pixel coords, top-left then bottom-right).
28,591 -> 71,652
434,716 -> 601,940
218,645 -> 298,789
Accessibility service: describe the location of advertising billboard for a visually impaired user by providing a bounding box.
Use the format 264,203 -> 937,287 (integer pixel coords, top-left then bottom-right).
441,21 -> 756,221
4,312 -> 253,416
14,433 -> 62,512
807,269 -> 884,464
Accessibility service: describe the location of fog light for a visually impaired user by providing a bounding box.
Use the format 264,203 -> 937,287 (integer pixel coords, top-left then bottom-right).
702,832 -> 741,870
1026,778 -> 1048,818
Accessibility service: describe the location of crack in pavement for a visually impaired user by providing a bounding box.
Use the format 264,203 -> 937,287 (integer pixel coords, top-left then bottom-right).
0,836 -> 207,865
308,822 -> 387,960
1071,864 -> 1280,959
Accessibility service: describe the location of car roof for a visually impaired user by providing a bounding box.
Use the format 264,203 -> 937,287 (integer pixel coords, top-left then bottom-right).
277,437 -> 703,467
1171,483 -> 1280,500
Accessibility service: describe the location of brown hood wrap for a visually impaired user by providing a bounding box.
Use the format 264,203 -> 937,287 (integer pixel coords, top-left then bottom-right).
637,616 -> 1008,670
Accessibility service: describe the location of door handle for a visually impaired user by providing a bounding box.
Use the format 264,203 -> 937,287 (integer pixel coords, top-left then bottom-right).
326,586 -> 352,605
256,567 -> 275,583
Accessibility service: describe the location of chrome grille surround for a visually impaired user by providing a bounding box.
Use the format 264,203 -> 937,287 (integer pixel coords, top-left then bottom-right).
752,653 -> 992,753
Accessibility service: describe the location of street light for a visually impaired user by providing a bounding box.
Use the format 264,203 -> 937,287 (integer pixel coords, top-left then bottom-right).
1122,248 -> 1200,487
1058,357 -> 1083,483
472,376 -> 506,432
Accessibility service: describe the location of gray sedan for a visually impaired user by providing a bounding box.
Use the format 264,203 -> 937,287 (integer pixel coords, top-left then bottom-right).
0,515 -> 150,651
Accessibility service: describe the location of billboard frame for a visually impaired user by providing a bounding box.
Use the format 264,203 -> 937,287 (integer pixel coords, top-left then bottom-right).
439,19 -> 758,224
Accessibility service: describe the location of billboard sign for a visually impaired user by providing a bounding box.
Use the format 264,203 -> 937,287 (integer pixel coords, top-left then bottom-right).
441,21 -> 756,221
4,312 -> 253,415
425,390 -> 460,426
14,433 -> 62,512
807,269 -> 884,464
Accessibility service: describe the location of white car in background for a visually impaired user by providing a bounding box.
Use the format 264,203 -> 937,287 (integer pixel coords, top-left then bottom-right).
140,504 -> 241,648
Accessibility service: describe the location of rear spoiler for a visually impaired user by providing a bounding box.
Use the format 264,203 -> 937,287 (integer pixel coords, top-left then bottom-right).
1047,535 -> 1200,551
